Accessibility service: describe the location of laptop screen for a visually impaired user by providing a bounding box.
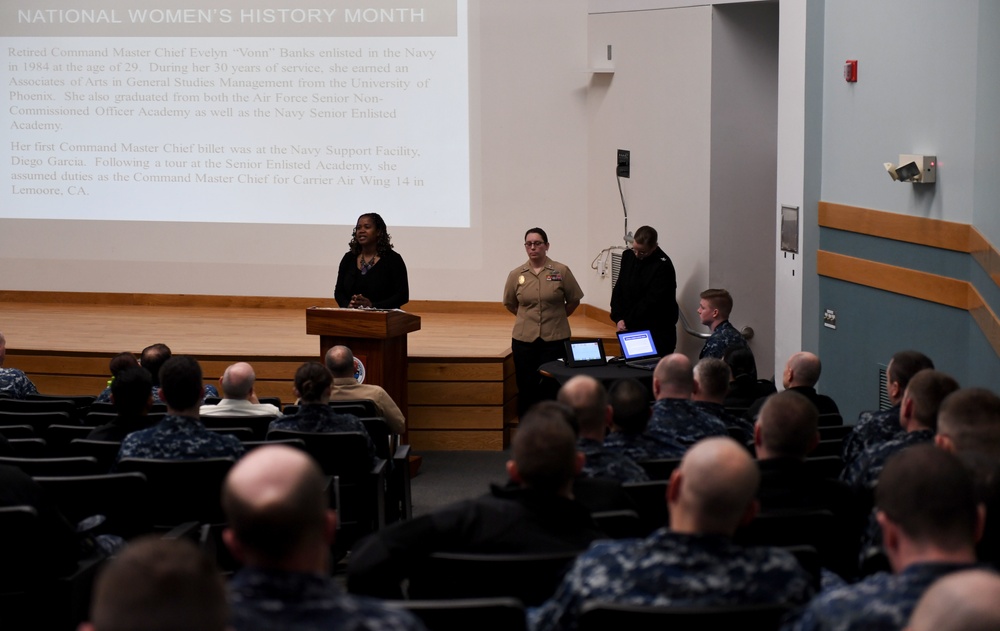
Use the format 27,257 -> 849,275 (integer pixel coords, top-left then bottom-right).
617,330 -> 659,360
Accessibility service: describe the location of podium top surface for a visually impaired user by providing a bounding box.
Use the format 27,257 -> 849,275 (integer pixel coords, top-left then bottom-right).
305,307 -> 421,339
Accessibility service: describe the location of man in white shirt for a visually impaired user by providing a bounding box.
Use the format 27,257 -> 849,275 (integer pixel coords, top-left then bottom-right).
325,345 -> 405,434
200,362 -> 281,418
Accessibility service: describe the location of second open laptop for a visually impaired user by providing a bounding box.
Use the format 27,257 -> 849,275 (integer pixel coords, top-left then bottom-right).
616,330 -> 661,370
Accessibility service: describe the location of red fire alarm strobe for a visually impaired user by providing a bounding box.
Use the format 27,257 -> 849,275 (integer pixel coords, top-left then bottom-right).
845,60 -> 858,83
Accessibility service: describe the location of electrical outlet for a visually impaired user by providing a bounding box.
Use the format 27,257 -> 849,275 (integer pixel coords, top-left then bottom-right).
617,149 -> 630,178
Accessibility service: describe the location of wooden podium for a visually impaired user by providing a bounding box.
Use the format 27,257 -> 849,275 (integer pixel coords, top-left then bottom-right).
305,308 -> 421,422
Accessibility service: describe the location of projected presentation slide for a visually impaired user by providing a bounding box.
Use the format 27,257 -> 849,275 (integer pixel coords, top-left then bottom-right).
1,0 -> 469,227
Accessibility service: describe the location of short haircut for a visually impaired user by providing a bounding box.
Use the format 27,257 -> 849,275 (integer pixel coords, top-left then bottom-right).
608,378 -> 652,434
678,436 -> 760,534
110,367 -> 153,417
140,343 -> 172,386
221,363 -> 254,399
633,225 -> 657,246
875,444 -> 978,550
524,227 -> 548,244
557,376 -> 608,435
222,447 -> 328,564
909,569 -> 1000,631
724,346 -> 757,379
653,354 -> 694,393
514,402 -> 578,493
937,387 -> 1000,456
757,390 -> 818,459
694,358 -> 731,399
888,350 -> 934,391
787,352 -> 821,387
904,369 -> 960,431
324,345 -> 355,377
699,288 -> 733,317
158,355 -> 203,410
109,352 -> 139,377
89,536 -> 227,631
294,362 -> 333,403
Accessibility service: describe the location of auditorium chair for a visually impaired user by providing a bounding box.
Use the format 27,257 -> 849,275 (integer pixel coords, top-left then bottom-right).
578,601 -> 791,631
265,429 -> 386,550
66,439 -> 122,472
82,411 -> 167,427
0,424 -> 36,439
801,455 -> 844,480
44,424 -> 94,456
591,509 -> 643,539
241,438 -> 307,452
808,438 -> 844,458
817,424 -> 853,441
332,398 -> 380,417
34,472 -> 153,540
200,414 -> 273,440
6,438 -> 48,458
0,410 -> 74,434
637,457 -> 683,481
206,426 -> 255,441
0,455 -> 101,476
735,508 -> 855,579
360,416 -> 412,522
203,396 -> 282,407
817,412 -> 845,427
0,398 -> 80,423
403,551 -> 582,606
621,480 -> 670,536
116,457 -> 236,528
388,597 -> 527,631
27,393 -> 96,419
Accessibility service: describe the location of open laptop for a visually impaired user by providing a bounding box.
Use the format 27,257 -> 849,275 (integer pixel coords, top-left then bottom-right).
564,338 -> 607,367
616,330 -> 661,370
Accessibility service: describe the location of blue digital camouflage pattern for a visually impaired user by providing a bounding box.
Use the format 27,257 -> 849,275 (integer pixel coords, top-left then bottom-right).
699,320 -> 749,360
841,430 -> 935,491
269,403 -> 376,465
0,367 -> 38,399
603,430 -> 684,462
781,562 -> 980,631
151,383 -> 219,405
646,398 -> 729,449
695,401 -> 754,447
840,406 -> 902,469
530,529 -> 815,631
229,566 -> 427,631
577,437 -> 649,483
116,414 -> 245,461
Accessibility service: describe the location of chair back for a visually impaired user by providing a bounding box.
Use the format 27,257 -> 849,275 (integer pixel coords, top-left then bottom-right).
407,551 -> 581,606
0,398 -> 79,422
817,425 -> 852,441
331,398 -> 379,417
116,457 -> 235,527
201,415 -> 273,440
67,440 -> 123,473
360,417 -> 392,460
0,410 -> 73,433
801,455 -> 844,480
621,480 -> 670,536
34,472 -> 152,539
578,601 -> 790,631
636,458 -> 682,481
45,424 -> 94,456
808,438 -> 843,458
7,438 -> 48,458
389,597 -> 527,631
817,412 -> 845,427
0,424 -> 35,439
591,510 -> 643,539
0,456 -> 101,476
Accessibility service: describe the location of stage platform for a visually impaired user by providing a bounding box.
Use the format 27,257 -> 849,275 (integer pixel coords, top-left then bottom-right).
0,292 -> 620,450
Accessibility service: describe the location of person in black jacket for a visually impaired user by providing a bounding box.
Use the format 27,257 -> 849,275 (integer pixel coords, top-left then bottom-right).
610,225 -> 679,355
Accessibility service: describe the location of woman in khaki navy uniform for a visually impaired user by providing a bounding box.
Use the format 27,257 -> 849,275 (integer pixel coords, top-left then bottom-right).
503,228 -> 584,417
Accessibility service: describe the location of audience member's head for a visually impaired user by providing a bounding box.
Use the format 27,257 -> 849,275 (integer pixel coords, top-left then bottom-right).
108,352 -> 139,378
652,353 -> 695,400
220,362 -> 256,400
668,436 -> 760,536
724,346 -> 757,380
608,378 -> 652,434
140,343 -> 172,386
0,330 -> 7,365
222,444 -> 334,572
899,369 -> 960,433
507,402 -> 581,497
782,352 -> 822,389
907,569 -> 1000,631
875,444 -> 980,572
293,362 -> 333,404
754,390 -> 819,460
692,357 -> 731,403
81,536 -> 227,631
324,345 -> 356,378
557,375 -> 610,439
936,388 -> 1000,458
698,288 -> 734,326
887,350 -> 934,405
157,355 -> 204,412
110,366 -> 153,418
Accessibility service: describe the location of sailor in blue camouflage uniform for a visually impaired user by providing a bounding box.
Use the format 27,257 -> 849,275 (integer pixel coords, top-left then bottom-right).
557,375 -> 649,483
223,444 -> 426,631
643,354 -> 728,454
603,378 -> 682,462
0,331 -> 39,399
782,445 -> 982,631
693,357 -> 754,447
116,355 -> 245,462
840,351 -> 934,469
268,361 -> 377,466
697,289 -> 753,372
531,437 -> 815,631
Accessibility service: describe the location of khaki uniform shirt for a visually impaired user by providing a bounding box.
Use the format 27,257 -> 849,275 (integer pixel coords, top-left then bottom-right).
330,377 -> 406,435
503,258 -> 583,343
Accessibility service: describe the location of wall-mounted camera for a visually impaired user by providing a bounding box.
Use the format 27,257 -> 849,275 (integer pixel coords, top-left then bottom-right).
884,154 -> 937,184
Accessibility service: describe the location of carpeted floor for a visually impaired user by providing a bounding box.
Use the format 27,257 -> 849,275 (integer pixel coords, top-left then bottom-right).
410,450 -> 512,517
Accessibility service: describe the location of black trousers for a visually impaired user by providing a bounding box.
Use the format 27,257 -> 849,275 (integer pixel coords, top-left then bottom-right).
512,337 -> 567,417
